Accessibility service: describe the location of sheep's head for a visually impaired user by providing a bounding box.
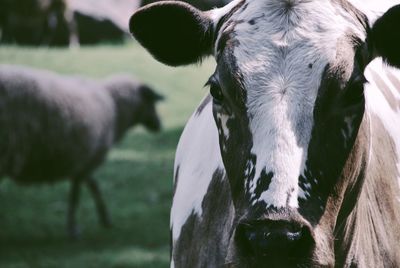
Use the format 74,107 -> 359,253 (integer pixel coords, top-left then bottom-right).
104,75 -> 164,135
137,84 -> 164,132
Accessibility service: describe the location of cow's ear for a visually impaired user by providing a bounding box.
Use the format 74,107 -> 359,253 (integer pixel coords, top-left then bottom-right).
370,5 -> 400,68
129,1 -> 214,66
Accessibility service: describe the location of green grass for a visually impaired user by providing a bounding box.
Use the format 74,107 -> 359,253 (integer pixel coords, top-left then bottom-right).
0,43 -> 215,268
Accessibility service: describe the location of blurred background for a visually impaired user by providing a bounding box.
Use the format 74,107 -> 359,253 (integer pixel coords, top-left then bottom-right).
0,0 -> 225,267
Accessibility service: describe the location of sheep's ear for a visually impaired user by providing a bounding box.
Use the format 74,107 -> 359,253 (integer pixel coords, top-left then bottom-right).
140,85 -> 165,102
370,5 -> 400,68
129,1 -> 214,66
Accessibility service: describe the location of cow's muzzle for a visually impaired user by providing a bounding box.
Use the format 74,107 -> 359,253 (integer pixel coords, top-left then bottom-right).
235,219 -> 314,263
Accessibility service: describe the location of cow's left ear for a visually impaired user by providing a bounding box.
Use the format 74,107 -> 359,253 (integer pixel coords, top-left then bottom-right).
129,1 -> 214,67
370,5 -> 400,68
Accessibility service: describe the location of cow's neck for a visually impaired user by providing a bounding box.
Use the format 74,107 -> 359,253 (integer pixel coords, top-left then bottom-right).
335,110 -> 400,267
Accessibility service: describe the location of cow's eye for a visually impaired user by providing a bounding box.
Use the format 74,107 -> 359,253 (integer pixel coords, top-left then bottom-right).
206,77 -> 224,104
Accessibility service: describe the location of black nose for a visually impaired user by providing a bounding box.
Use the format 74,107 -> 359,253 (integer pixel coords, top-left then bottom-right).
237,220 -> 309,258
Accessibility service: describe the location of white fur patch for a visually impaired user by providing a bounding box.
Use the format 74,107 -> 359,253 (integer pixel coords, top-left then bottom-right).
221,0 -> 367,208
364,58 -> 400,188
209,0 -> 243,24
171,96 -> 224,241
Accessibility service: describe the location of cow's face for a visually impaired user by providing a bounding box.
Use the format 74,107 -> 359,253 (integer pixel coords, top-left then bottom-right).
130,0 -> 400,266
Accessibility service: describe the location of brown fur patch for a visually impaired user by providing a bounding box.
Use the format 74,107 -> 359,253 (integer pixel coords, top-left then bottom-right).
336,114 -> 400,267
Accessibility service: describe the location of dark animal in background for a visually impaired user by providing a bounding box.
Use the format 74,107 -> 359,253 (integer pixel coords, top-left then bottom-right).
130,0 -> 400,267
73,12 -> 125,45
0,0 -> 232,46
0,0 -> 128,46
0,65 -> 163,237
0,0 -> 75,46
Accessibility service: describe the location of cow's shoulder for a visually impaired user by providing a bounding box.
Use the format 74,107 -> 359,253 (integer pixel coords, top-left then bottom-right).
172,94 -> 224,236
171,95 -> 231,265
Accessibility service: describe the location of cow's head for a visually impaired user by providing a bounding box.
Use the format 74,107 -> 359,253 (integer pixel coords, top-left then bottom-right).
130,0 -> 400,266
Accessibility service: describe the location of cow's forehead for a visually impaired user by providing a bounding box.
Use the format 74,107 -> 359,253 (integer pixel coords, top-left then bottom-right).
214,0 -> 367,61
213,0 -> 368,117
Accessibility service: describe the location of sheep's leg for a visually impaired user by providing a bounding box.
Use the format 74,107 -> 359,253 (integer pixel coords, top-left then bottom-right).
67,179 -> 82,239
86,177 -> 112,228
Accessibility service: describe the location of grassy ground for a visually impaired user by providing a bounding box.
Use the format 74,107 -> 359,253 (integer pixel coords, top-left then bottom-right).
0,42 -> 215,268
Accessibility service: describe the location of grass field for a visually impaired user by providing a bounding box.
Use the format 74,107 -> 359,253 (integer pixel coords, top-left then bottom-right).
0,42 -> 215,268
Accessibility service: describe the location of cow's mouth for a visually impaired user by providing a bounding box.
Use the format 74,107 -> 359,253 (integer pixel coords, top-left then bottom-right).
226,255 -> 315,268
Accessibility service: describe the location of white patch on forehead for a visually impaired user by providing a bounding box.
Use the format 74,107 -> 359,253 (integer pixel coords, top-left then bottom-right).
221,0 -> 367,208
171,96 -> 224,241
364,58 -> 400,189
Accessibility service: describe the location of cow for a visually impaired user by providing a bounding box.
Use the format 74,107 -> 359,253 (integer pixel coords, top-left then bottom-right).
129,0 -> 400,267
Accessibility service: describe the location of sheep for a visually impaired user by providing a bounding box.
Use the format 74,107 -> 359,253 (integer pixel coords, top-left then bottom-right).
0,65 -> 164,237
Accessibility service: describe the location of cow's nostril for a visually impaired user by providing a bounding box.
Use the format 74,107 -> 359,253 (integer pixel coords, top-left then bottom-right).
237,220 -> 307,257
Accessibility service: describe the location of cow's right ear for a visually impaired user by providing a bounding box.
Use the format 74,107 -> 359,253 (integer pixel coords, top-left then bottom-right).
370,4 -> 400,68
129,1 -> 214,66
